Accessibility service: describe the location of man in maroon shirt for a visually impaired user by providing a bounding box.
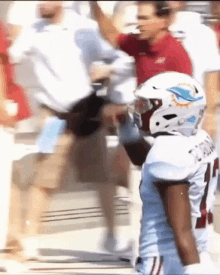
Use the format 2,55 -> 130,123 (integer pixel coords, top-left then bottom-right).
90,1 -> 192,87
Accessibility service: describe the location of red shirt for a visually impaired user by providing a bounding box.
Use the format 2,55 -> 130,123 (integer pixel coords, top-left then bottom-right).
0,21 -> 32,121
117,32 -> 193,86
214,24 -> 220,49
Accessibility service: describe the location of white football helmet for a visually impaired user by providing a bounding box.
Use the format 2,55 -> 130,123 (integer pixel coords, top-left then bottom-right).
134,72 -> 206,137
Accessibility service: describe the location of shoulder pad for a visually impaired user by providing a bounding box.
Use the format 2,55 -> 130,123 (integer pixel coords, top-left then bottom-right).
146,136 -> 196,182
147,161 -> 192,182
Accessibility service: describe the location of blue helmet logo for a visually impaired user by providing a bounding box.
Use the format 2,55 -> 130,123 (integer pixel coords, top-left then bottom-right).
167,86 -> 203,102
187,116 -> 196,123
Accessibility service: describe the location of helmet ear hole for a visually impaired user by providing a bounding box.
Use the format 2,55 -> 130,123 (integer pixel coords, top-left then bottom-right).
163,114 -> 177,120
178,118 -> 185,125
156,122 -> 160,126
165,125 -> 169,128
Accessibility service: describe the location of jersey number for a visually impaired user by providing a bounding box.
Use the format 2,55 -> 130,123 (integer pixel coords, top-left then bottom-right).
196,158 -> 219,229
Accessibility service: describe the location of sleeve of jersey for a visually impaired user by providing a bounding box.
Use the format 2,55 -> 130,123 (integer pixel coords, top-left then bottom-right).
116,33 -> 138,57
146,138 -> 196,183
148,161 -> 192,183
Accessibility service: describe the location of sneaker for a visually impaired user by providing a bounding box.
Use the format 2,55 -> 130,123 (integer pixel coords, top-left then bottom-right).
116,239 -> 134,264
3,259 -> 29,274
102,233 -> 117,253
22,238 -> 40,261
102,233 -> 134,263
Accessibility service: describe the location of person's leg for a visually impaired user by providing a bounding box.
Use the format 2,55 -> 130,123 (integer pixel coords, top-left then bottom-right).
96,129 -> 116,237
4,182 -> 25,272
71,127 -> 117,238
91,130 -> 117,250
105,142 -> 133,256
22,132 -> 72,258
19,107 -> 73,259
94,132 -> 131,251
114,146 -> 133,254
5,152 -> 42,257
112,145 -> 131,189
96,181 -> 116,236
0,127 -> 15,251
0,128 -> 32,273
6,182 -> 23,252
24,185 -> 53,238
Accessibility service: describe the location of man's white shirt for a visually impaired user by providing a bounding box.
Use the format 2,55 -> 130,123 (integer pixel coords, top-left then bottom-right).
9,9 -> 136,112
169,11 -> 220,87
70,1 -> 136,105
108,50 -> 136,104
9,10 -> 121,112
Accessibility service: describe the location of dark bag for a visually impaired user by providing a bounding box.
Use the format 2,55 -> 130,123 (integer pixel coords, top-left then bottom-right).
67,85 -> 110,137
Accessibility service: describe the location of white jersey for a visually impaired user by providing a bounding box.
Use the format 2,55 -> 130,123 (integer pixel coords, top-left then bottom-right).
139,129 -> 219,258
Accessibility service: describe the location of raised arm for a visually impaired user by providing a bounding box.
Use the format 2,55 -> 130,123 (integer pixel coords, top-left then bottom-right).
89,1 -> 120,48
111,2 -> 128,33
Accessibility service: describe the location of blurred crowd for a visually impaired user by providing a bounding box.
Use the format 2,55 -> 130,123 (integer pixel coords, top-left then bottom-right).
0,0 -> 220,273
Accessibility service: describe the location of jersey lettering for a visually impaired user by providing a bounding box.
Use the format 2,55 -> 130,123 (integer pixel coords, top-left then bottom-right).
189,136 -> 215,163
196,158 -> 219,228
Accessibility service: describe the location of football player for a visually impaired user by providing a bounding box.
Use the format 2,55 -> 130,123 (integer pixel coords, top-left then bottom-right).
118,72 -> 219,274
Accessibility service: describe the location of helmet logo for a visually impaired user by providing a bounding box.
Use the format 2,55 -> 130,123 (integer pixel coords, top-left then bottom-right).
187,116 -> 196,123
167,84 -> 203,108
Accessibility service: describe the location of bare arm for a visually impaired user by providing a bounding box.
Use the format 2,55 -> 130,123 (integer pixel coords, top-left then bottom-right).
111,2 -> 128,33
202,71 -> 219,139
89,1 -> 120,48
156,182 -> 200,266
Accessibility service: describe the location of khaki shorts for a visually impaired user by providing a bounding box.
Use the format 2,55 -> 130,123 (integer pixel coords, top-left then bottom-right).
13,106 -> 111,190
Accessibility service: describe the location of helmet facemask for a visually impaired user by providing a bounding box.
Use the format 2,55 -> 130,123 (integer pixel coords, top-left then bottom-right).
134,97 -> 162,133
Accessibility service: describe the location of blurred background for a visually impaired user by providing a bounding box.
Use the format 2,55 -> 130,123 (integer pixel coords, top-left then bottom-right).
0,0 -> 218,233
1,2 -> 220,274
